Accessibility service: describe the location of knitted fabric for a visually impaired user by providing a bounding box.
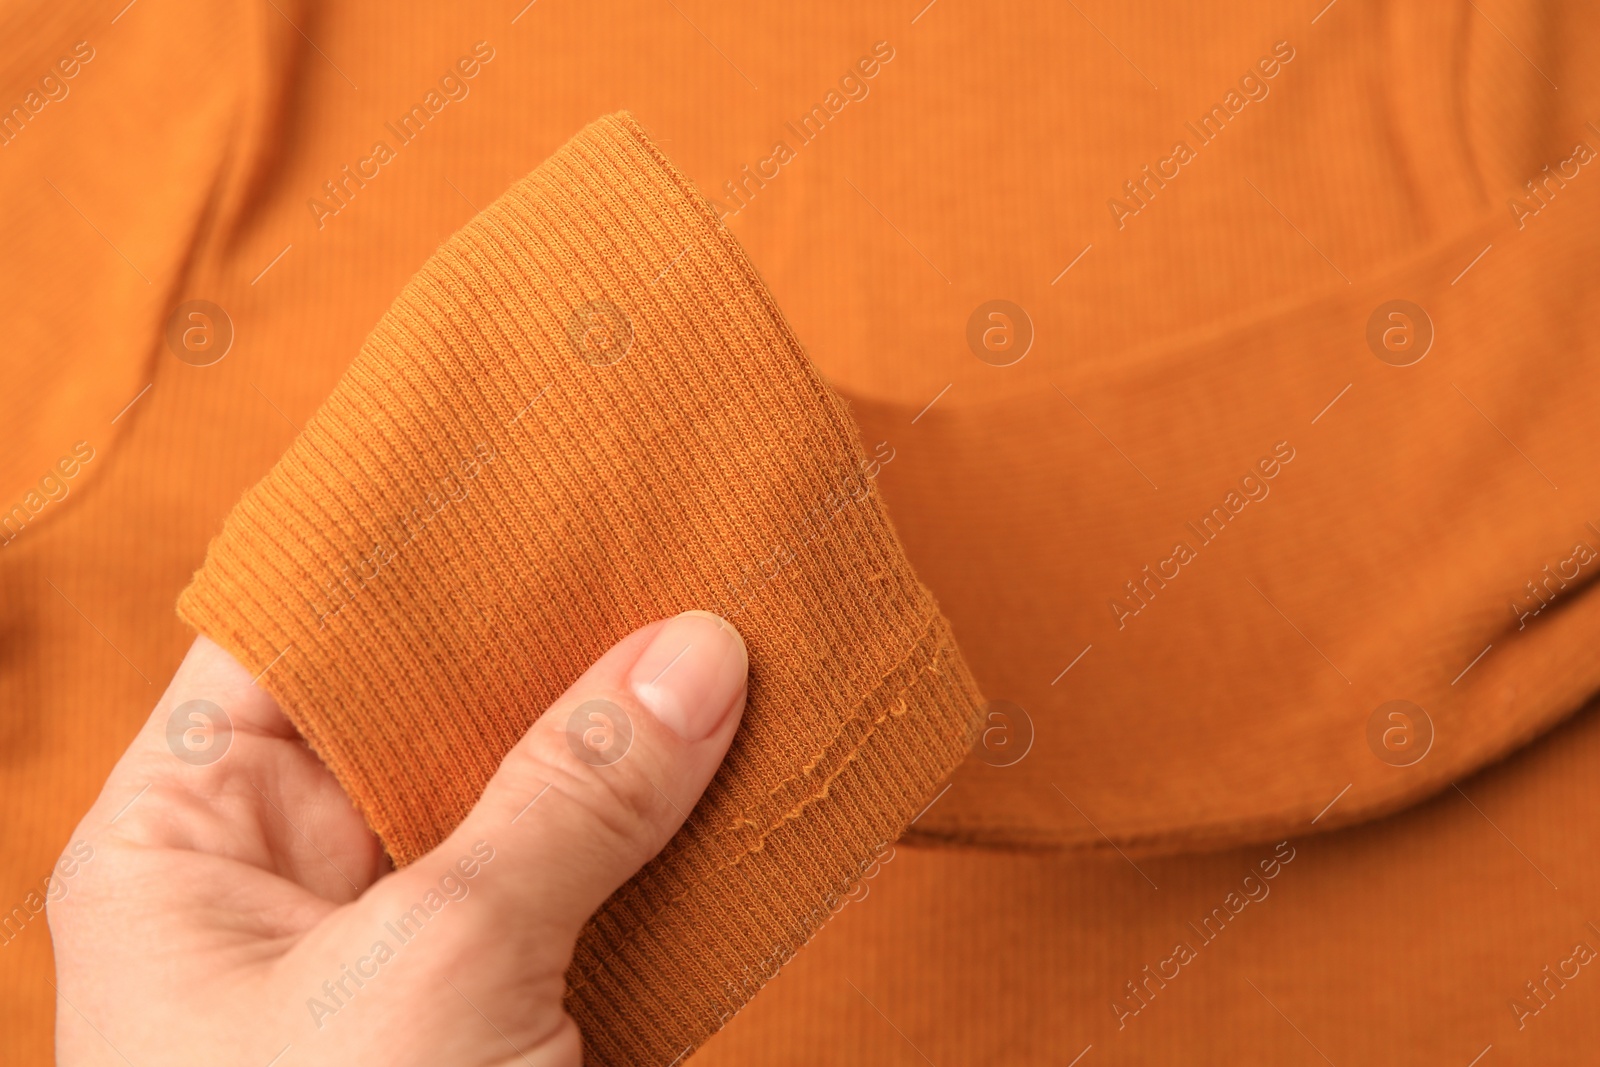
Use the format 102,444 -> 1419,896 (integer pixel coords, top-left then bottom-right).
176,112 -> 984,1064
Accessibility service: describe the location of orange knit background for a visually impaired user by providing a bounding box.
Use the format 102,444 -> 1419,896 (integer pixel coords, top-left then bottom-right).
5,0 -> 1600,1063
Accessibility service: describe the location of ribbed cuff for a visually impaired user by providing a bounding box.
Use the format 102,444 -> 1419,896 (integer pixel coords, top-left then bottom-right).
177,111 -> 983,1065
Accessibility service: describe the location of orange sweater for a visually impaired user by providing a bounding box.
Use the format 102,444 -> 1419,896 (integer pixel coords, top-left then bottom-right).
4,0 -> 1600,1063
176,113 -> 985,1063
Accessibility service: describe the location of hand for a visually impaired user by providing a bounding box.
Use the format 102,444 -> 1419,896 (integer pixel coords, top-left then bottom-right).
49,611 -> 749,1066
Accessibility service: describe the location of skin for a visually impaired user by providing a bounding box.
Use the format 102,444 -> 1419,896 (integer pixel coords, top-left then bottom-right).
49,613 -> 748,1066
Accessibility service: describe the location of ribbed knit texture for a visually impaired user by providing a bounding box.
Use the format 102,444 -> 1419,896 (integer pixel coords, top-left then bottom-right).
7,2 -> 1600,1064
175,112 -> 984,1064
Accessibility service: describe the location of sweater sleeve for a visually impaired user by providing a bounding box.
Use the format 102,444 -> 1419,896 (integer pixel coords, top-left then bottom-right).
176,111 -> 984,1065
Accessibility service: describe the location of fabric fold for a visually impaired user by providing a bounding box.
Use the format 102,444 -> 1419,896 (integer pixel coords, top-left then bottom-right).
176,111 -> 984,1064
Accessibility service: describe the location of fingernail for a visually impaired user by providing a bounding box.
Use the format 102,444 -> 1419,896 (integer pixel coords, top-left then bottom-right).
628,611 -> 748,742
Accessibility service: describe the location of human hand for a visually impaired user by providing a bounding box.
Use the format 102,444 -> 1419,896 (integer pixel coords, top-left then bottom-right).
49,611 -> 748,1066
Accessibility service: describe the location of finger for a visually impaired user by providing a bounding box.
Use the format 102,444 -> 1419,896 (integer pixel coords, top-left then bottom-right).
77,635 -> 282,833
73,636 -> 385,897
368,610 -> 748,947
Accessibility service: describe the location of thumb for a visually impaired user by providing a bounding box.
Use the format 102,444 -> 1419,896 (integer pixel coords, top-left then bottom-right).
372,610 -> 748,947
